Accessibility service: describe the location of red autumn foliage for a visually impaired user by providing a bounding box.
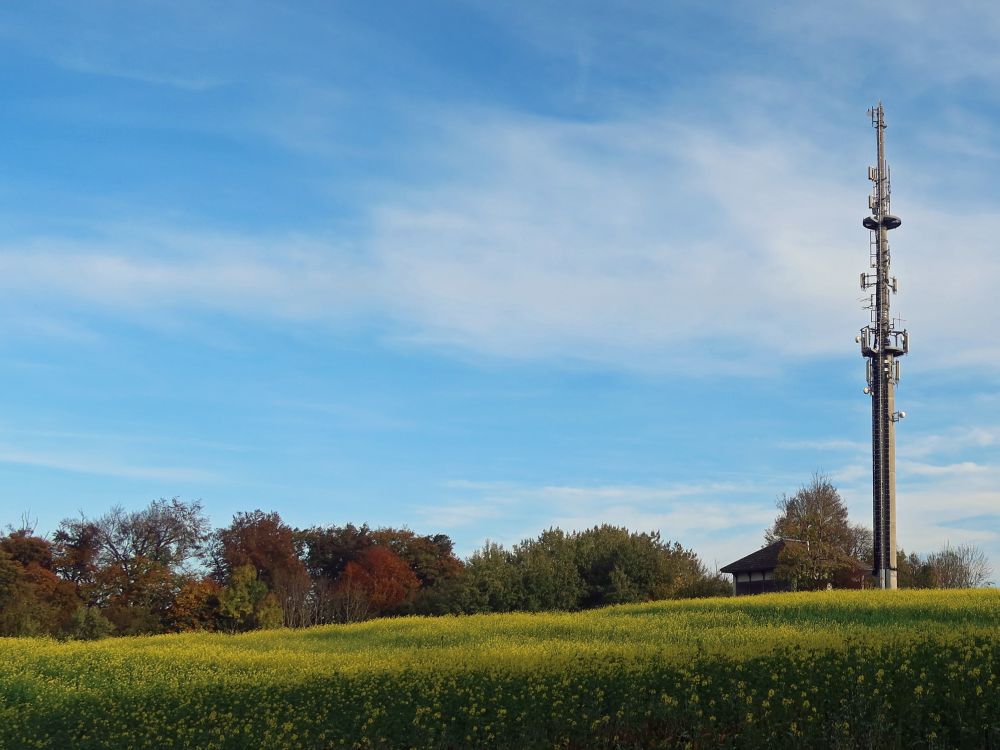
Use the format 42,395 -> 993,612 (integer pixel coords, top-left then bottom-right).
336,545 -> 420,619
215,510 -> 307,588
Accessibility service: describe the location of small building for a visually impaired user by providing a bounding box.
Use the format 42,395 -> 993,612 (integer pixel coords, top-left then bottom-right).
720,539 -> 796,596
721,539 -> 870,595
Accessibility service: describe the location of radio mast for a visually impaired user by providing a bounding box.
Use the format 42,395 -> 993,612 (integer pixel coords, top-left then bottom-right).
857,102 -> 908,590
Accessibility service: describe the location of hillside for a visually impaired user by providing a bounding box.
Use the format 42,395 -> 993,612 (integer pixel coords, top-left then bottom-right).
1,589 -> 997,749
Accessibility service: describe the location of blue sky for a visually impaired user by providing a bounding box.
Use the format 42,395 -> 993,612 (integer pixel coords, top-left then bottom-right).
1,1 -> 998,575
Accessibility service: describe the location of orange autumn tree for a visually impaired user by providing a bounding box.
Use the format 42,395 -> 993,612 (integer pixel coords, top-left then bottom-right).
334,546 -> 419,622
0,532 -> 79,637
166,576 -> 222,632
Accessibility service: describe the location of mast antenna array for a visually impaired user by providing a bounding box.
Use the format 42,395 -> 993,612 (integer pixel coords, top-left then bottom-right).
856,102 -> 908,590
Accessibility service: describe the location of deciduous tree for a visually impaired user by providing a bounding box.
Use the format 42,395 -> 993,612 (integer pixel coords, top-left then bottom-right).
298,523 -> 372,581
213,510 -> 303,587
333,546 -> 419,622
459,542 -> 521,613
218,565 -> 283,632
370,528 -> 463,587
166,576 -> 222,632
213,510 -> 310,626
0,541 -> 79,637
897,544 -> 993,589
766,475 -> 867,590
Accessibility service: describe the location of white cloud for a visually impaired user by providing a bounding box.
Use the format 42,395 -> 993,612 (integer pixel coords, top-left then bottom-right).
829,464 -> 870,484
838,455 -> 1000,571
415,503 -> 506,530
899,460 -> 990,477
900,428 -> 998,459
766,1 -> 1000,87
274,400 -> 412,432
421,478 -> 780,566
0,228 -> 374,323
3,104 -> 1000,378
367,115 -> 861,371
0,445 -> 216,482
363,110 -> 1000,376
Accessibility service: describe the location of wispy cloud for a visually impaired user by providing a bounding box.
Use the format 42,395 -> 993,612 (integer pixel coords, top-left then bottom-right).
780,438 -> 868,452
1,426 -> 246,454
899,460 -> 990,477
415,503 -> 506,530
422,478 -> 778,564
4,102 -> 1000,378
0,227 -> 375,323
367,114 -> 858,371
840,454 -> 1000,566
829,464 -> 870,484
0,445 -> 216,482
900,428 -> 998,459
765,1 -> 1000,88
55,54 -> 224,91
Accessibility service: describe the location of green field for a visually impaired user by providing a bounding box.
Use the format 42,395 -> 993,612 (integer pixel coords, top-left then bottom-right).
1,589 -> 997,749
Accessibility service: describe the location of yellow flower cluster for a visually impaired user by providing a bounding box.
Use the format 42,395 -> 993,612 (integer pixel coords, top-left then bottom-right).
0,589 -> 996,748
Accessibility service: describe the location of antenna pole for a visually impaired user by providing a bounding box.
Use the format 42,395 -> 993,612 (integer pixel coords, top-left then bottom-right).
858,102 -> 907,590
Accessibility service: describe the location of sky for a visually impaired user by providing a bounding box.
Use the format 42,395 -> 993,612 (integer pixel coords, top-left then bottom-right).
0,0 -> 998,577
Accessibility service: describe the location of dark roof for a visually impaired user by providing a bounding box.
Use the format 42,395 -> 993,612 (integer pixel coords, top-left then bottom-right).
720,539 -> 801,574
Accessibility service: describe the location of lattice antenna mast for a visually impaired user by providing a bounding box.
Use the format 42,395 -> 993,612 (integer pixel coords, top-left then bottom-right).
856,102 -> 908,590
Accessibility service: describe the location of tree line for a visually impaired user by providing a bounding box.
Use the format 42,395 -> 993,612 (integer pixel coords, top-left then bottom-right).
0,499 -> 730,639
2,482 -> 991,639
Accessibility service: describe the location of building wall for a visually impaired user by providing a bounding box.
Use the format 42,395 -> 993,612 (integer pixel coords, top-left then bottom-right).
732,569 -> 792,596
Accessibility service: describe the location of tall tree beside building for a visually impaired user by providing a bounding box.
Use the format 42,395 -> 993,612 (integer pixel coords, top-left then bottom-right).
766,475 -> 869,590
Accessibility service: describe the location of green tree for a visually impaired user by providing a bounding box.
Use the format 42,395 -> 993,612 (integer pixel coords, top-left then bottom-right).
460,542 -> 521,613
514,529 -> 585,611
573,525 -> 704,606
68,605 -> 114,640
458,526 -> 722,614
218,565 -> 281,632
896,549 -> 934,588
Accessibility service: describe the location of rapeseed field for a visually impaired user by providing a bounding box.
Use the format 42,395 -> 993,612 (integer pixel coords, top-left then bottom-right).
0,589 -> 996,749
